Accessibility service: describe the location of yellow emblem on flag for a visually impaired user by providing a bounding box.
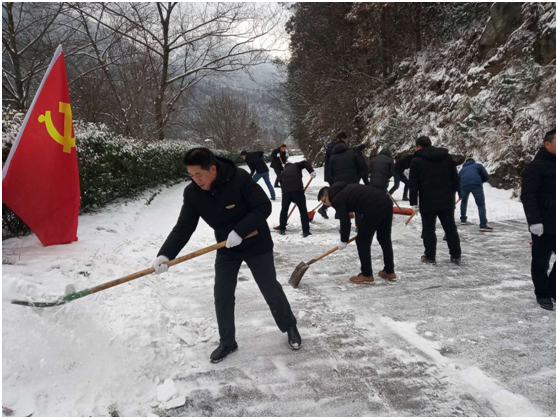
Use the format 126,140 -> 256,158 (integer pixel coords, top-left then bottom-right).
38,102 -> 76,153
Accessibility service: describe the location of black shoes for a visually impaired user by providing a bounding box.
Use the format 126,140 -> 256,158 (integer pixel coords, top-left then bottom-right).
318,205 -> 329,219
303,231 -> 312,238
537,298 -> 554,311
450,256 -> 461,266
287,325 -> 302,350
279,229 -> 286,235
270,197 -> 276,201
480,225 -> 494,232
421,255 -> 437,265
402,197 -> 409,201
210,342 -> 238,363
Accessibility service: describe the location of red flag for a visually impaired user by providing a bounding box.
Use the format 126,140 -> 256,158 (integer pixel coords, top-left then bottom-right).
2,45 -> 80,246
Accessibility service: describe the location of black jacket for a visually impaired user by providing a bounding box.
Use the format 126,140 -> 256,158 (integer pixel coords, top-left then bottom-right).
324,140 -> 337,183
329,181 -> 393,242
395,154 -> 414,174
369,148 -> 395,188
409,147 -> 459,213
279,161 -> 314,193
245,151 -> 269,175
521,147 -> 556,235
158,157 -> 273,259
329,142 -> 369,185
270,148 -> 287,170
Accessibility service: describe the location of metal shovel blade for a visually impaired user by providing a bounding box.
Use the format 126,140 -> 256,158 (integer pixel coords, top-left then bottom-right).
288,261 -> 310,288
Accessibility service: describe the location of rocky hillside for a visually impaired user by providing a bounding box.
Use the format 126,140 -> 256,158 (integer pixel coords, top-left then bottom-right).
357,3 -> 555,193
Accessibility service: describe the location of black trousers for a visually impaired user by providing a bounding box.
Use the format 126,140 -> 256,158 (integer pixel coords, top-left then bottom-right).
389,172 -> 409,198
279,191 -> 310,233
531,234 -> 556,299
214,250 -> 296,346
420,208 -> 461,261
356,211 -> 394,277
273,166 -> 283,187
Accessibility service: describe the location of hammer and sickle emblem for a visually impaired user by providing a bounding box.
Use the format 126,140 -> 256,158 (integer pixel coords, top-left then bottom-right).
38,102 -> 76,153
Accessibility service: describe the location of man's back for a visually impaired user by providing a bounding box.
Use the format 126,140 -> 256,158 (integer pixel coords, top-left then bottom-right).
330,142 -> 365,184
369,149 -> 394,188
459,160 -> 489,188
245,151 -> 269,175
409,147 -> 459,213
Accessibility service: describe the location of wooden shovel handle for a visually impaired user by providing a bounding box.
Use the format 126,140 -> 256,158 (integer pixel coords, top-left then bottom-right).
307,236 -> 357,266
388,193 -> 403,213
405,211 -> 416,226
309,202 -> 323,212
85,231 -> 259,296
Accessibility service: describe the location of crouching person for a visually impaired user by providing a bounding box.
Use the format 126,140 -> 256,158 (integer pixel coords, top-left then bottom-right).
318,182 -> 396,284
152,148 -> 301,363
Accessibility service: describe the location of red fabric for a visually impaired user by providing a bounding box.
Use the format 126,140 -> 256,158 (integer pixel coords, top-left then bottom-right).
2,50 -> 80,246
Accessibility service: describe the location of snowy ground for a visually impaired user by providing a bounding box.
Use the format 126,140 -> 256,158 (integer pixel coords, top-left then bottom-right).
2,157 -> 555,417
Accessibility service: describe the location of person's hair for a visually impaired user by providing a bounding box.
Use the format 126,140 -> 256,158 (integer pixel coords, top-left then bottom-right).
317,186 -> 329,201
240,150 -> 248,156
280,144 -> 287,148
336,132 -> 347,141
544,129 -> 556,144
416,136 -> 432,148
183,148 -> 217,170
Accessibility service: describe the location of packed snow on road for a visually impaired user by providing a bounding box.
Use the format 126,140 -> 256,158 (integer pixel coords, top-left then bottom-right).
2,157 -> 555,416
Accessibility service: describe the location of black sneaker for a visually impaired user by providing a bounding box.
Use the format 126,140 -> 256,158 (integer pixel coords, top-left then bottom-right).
460,220 -> 468,225
402,197 -> 409,202
421,255 -> 436,265
480,225 -> 493,232
287,325 -> 302,350
318,205 -> 329,219
210,342 -> 238,363
279,229 -> 286,235
537,298 -> 554,311
270,197 -> 276,201
450,256 -> 461,266
302,231 -> 312,238
443,235 -> 447,241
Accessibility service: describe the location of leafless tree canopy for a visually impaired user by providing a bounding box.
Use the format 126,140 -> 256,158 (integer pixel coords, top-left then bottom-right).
2,2 -> 286,144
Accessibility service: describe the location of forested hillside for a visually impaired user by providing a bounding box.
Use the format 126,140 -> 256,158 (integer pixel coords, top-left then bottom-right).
286,2 -> 556,192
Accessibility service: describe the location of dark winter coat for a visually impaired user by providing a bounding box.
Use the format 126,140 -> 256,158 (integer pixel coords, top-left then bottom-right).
244,151 -> 269,175
409,147 -> 460,213
521,147 -> 556,235
354,144 -> 370,185
329,181 -> 393,242
324,140 -> 337,183
279,161 -> 314,193
395,154 -> 413,174
329,142 -> 369,185
158,157 -> 273,260
369,148 -> 395,188
459,159 -> 489,188
270,148 -> 287,170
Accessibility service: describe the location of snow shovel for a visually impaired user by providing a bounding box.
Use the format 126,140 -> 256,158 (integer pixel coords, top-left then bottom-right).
307,202 -> 324,222
289,236 -> 357,288
273,178 -> 314,230
391,210 -> 416,240
11,231 -> 259,308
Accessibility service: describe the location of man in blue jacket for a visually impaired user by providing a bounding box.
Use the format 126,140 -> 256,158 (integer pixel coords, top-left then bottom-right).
459,158 -> 492,231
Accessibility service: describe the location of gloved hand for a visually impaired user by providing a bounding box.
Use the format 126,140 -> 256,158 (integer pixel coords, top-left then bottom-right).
152,255 -> 170,274
338,241 -> 348,250
412,205 -> 420,215
310,171 -> 317,179
226,230 -> 243,248
529,223 -> 544,237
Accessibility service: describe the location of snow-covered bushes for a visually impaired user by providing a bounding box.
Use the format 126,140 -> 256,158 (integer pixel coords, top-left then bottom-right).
2,112 -> 247,239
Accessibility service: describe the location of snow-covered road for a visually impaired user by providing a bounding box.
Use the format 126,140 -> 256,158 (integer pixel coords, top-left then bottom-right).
2,157 -> 555,416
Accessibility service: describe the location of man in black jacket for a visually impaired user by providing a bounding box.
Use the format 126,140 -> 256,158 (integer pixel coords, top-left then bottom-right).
241,150 -> 275,200
521,129 -> 556,311
389,153 -> 412,201
318,182 -> 395,284
409,136 -> 461,265
329,132 -> 369,227
369,148 -> 395,193
319,133 -> 344,219
270,144 -> 288,187
278,161 -> 316,237
152,148 -> 301,363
